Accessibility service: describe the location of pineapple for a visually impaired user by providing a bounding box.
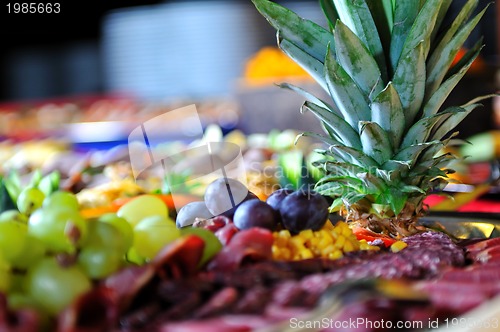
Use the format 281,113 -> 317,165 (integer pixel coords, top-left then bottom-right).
252,0 -> 494,237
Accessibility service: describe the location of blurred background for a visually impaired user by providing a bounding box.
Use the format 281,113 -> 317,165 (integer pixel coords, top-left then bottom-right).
0,0 -> 498,136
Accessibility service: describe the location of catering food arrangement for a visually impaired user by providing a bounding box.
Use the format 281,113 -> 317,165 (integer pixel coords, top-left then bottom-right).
0,0 -> 499,331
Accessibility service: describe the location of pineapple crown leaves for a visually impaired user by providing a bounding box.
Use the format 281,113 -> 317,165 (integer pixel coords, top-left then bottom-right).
252,0 -> 494,217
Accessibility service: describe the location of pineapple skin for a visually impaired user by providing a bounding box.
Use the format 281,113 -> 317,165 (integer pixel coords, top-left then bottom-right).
252,0 -> 493,237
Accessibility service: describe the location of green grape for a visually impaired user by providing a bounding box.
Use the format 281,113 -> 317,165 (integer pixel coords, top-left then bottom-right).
117,195 -> 168,228
180,227 -> 223,267
0,219 -> 28,263
126,247 -> 146,265
78,245 -> 123,279
28,207 -> 87,254
0,252 -> 11,293
17,187 -> 45,216
97,213 -> 133,252
133,215 -> 180,260
0,210 -> 28,224
42,190 -> 79,211
83,220 -> 127,254
11,235 -> 46,270
25,257 -> 92,315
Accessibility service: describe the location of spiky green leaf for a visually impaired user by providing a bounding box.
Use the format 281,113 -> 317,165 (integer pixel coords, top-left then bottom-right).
431,0 -> 477,54
447,38 -> 483,78
302,101 -> 362,149
392,141 -> 442,167
316,174 -> 364,187
317,163 -> 366,178
430,0 -> 453,43
330,145 -> 378,168
314,181 -> 344,196
398,0 -> 442,61
422,44 -> 483,117
332,0 -> 387,81
358,172 -> 388,195
401,110 -> 458,148
359,121 -> 393,165
387,187 -> 407,215
278,36 -> 327,91
371,82 -> 405,148
366,0 -> 393,71
320,0 -> 339,30
430,104 -> 482,141
334,20 -> 385,99
252,0 -> 334,63
325,46 -> 371,129
297,131 -> 340,146
278,82 -> 337,113
401,185 -> 426,194
343,192 -> 367,207
393,42 -> 426,129
389,0 -> 419,72
426,5 -> 488,100
381,160 -> 411,172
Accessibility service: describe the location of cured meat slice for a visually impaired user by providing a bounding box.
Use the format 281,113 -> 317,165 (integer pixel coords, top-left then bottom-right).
207,228 -> 274,272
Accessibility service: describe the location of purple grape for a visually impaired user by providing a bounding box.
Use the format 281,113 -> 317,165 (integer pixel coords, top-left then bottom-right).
220,191 -> 259,219
233,199 -> 279,231
266,188 -> 294,210
204,178 -> 248,216
279,191 -> 328,233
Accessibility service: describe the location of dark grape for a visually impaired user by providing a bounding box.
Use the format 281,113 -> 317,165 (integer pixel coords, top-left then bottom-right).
220,191 -> 259,219
176,201 -> 214,228
233,199 -> 278,231
204,178 -> 248,216
279,190 -> 328,233
266,188 -> 294,210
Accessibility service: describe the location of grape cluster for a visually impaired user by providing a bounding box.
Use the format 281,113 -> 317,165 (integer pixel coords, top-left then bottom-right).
0,189 -> 222,318
179,178 -> 329,236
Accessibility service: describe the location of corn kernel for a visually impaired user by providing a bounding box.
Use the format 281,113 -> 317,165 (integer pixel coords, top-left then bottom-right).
330,229 -> 340,239
335,221 -> 347,230
323,221 -> 335,230
390,241 -> 408,253
335,235 -> 346,249
290,237 -> 306,250
306,236 -> 320,248
299,249 -> 314,259
274,237 -> 287,248
278,230 -> 291,238
359,239 -> 370,250
299,229 -> 314,240
342,225 -> 353,238
343,240 -> 355,253
321,244 -> 336,256
328,249 -> 344,260
317,236 -> 332,250
280,247 -> 292,260
319,229 -> 333,241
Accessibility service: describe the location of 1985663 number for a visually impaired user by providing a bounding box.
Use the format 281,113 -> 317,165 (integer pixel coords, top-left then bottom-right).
6,3 -> 60,14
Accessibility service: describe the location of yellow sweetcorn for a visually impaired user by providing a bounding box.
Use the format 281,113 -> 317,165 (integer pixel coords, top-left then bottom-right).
328,250 -> 344,260
390,241 -> 408,253
359,239 -> 373,250
271,221 -> 379,261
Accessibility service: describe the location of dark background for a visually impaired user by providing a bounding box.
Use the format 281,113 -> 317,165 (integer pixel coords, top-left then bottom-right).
0,0 -> 497,138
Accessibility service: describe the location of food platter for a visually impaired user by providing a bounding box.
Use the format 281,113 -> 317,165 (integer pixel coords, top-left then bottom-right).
1,131 -> 500,331
1,0 -> 498,330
